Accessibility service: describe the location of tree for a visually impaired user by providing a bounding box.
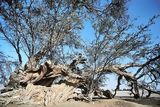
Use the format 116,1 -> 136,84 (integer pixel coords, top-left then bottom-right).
0,0 -> 160,102
0,0 -> 83,67
0,51 -> 17,85
85,13 -> 160,97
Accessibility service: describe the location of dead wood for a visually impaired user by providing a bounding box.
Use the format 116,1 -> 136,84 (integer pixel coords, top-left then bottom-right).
0,57 -> 90,106
2,56 -> 151,106
113,75 -> 122,97
0,84 -> 79,106
96,65 -> 140,98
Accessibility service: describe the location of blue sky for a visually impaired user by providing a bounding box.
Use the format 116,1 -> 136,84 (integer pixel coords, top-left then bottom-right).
127,0 -> 160,43
0,0 -> 160,89
81,0 -> 160,44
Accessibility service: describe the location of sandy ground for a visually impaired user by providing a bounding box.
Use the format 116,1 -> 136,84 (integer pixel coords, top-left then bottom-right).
4,99 -> 158,107
3,97 -> 160,107
53,99 -> 152,107
1,91 -> 160,107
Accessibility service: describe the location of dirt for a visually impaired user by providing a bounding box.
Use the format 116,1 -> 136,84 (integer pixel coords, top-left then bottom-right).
53,99 -> 148,107
1,91 -> 160,107
3,98 -> 160,107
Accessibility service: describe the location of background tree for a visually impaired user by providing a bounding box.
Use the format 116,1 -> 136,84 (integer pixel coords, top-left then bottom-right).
0,50 -> 17,85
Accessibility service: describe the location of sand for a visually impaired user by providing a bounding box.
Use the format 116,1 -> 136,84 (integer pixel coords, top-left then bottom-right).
1,91 -> 160,107
3,98 -> 160,107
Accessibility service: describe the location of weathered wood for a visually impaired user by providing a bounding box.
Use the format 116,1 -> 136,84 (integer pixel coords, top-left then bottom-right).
4,56 -> 152,106
0,84 -> 79,106
96,65 -> 140,98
